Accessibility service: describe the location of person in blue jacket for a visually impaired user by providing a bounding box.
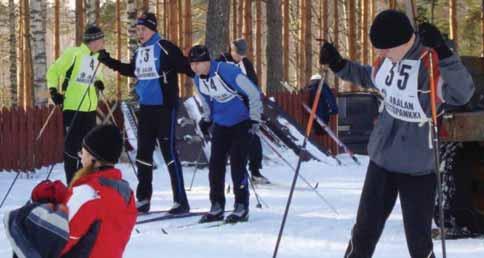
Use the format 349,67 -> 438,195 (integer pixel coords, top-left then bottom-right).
306,73 -> 338,135
97,12 -> 193,214
189,45 -> 263,224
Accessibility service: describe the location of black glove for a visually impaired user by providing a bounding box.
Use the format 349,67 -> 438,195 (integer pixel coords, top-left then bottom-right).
49,88 -> 64,106
94,80 -> 104,91
418,22 -> 453,59
319,41 -> 346,72
97,49 -> 111,63
198,119 -> 212,136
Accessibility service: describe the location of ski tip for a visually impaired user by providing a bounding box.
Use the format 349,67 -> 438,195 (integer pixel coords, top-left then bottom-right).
161,228 -> 168,235
256,203 -> 262,209
314,182 -> 319,189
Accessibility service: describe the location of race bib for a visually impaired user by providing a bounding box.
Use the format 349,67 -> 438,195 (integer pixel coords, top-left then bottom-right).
74,56 -> 98,85
198,74 -> 239,103
135,45 -> 160,80
374,58 -> 428,123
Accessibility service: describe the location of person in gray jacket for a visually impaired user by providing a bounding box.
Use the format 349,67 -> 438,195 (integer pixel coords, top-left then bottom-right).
320,10 -> 475,258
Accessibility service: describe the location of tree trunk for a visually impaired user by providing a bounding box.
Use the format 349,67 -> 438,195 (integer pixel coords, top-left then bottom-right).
232,0 -> 237,41
449,0 -> 458,48
54,0 -> 60,59
22,0 -> 33,108
116,0 -> 122,100
237,0 -> 243,38
183,0 -> 192,96
282,0 -> 289,82
255,0 -> 262,79
205,0 -> 230,58
303,0 -> 311,86
30,0 -> 48,106
333,0 -> 339,92
481,0 -> 484,57
266,0 -> 283,93
85,0 -> 97,25
18,0 -> 24,106
360,0 -> 369,64
243,0 -> 253,59
142,0 -> 149,11
9,0 -> 17,106
127,0 -> 137,90
75,0 -> 84,45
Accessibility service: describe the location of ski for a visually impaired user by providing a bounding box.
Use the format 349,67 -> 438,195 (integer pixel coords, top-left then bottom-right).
136,211 -> 208,225
301,103 -> 359,165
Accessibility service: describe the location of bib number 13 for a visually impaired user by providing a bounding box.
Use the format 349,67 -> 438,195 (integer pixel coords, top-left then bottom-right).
385,64 -> 412,90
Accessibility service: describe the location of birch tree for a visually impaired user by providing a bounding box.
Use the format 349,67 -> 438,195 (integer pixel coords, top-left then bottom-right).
9,0 -> 17,106
30,0 -> 48,106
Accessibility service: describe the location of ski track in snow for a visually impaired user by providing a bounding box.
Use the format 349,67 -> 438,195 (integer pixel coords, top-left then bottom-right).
1,154 -> 483,258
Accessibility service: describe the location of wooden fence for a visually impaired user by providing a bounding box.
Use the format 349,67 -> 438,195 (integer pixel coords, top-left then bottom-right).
0,106 -> 64,172
270,91 -> 339,155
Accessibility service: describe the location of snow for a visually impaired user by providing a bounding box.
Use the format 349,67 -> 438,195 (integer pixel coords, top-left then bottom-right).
1,153 -> 484,258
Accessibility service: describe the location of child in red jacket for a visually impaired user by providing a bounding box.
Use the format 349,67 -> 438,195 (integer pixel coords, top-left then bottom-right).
5,125 -> 137,258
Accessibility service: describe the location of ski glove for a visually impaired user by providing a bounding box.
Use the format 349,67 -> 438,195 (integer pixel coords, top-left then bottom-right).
199,119 -> 212,136
248,120 -> 260,135
418,22 -> 453,59
49,88 -> 64,106
97,49 -> 111,63
31,180 -> 67,204
319,42 -> 347,73
94,80 -> 105,91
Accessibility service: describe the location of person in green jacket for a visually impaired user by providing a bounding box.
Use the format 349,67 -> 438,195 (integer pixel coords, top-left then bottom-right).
46,25 -> 106,184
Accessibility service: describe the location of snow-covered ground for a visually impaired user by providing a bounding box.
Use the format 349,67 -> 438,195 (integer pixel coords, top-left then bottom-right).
1,153 -> 483,258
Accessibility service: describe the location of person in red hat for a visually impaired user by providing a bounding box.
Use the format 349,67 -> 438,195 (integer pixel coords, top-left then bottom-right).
5,125 -> 137,258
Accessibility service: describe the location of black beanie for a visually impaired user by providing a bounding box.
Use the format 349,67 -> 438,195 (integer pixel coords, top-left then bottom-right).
370,9 -> 414,49
188,45 -> 211,62
82,125 -> 123,164
83,25 -> 104,43
136,12 -> 157,32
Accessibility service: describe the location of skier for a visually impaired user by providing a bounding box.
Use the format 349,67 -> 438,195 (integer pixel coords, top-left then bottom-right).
5,125 -> 136,258
305,74 -> 338,135
217,38 -> 270,184
319,10 -> 474,258
97,12 -> 193,214
189,45 -> 263,223
47,25 -> 105,184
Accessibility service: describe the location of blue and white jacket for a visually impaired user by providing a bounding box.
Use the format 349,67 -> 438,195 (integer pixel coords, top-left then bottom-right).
99,33 -> 193,108
193,61 -> 262,126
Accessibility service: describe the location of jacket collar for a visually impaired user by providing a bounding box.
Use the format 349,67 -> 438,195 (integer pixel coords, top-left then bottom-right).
72,167 -> 122,187
143,33 -> 161,47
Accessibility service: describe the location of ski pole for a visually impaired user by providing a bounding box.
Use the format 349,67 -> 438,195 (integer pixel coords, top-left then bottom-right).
273,67 -> 333,258
0,173 -> 20,209
258,130 -> 338,215
301,103 -> 359,165
428,49 -> 447,258
187,147 -> 205,191
35,105 -> 58,142
46,60 -> 102,180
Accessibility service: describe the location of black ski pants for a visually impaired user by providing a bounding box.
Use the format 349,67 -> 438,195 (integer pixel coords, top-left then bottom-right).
344,161 -> 436,258
209,120 -> 251,208
135,105 -> 188,206
63,110 -> 96,184
247,134 -> 263,175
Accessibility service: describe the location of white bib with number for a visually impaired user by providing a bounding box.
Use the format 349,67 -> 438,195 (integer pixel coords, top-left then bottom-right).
135,45 -> 160,80
374,58 -> 428,123
198,74 -> 239,103
75,56 -> 99,85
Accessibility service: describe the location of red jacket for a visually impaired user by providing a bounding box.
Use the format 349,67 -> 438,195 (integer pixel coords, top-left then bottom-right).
61,167 -> 137,258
